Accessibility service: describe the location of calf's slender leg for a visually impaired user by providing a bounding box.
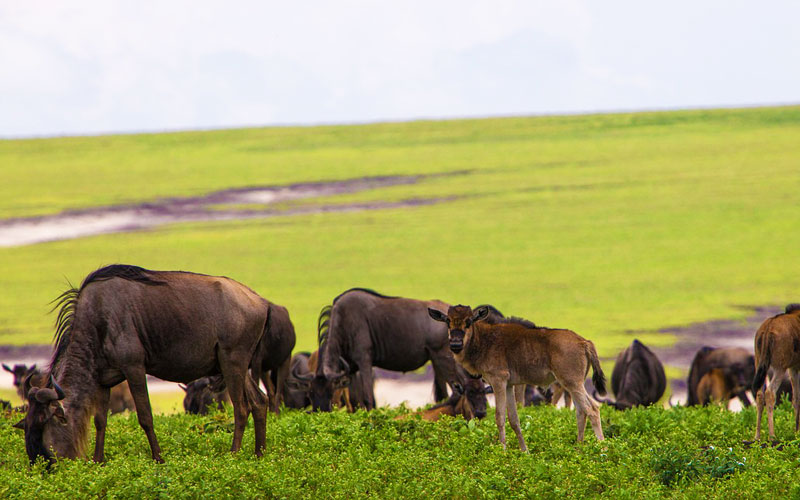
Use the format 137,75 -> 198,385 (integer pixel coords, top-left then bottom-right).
487,377 -> 508,449
505,386 -> 527,451
766,374 -> 781,439
514,385 -> 525,408
792,370 -> 800,432
755,388 -> 765,441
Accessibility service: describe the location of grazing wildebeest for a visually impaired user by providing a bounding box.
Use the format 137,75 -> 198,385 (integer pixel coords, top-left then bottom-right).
752,304 -> 800,440
593,339 -> 666,410
310,289 -> 462,411
429,305 -> 606,450
395,376 -> 492,422
249,303 -> 296,414
687,346 -> 755,407
180,376 -> 231,414
3,363 -> 46,400
18,265 -> 268,466
283,352 -> 313,409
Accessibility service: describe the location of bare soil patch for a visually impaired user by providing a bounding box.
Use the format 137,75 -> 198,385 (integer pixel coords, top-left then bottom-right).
0,172 -> 468,248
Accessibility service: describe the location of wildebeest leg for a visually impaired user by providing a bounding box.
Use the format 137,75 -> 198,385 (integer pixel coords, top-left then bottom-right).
791,369 -> 800,432
505,386 -> 527,452
272,357 -> 291,415
356,363 -> 377,410
219,361 -> 249,454
755,388 -> 765,440
123,367 -> 163,463
92,387 -> 111,463
568,385 -> 604,442
487,377 -> 508,449
245,374 -> 267,456
766,373 -> 782,439
514,386 -> 525,408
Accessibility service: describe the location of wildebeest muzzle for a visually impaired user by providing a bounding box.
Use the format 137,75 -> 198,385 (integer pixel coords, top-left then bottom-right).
449,330 -> 465,353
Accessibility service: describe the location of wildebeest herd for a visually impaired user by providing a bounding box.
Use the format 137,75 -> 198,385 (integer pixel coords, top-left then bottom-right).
6,264 -> 800,466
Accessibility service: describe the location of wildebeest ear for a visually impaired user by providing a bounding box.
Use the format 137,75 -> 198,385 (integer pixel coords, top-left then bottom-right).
428,308 -> 448,323
484,385 -> 494,394
472,306 -> 489,322
12,418 -> 25,430
2,363 -> 12,373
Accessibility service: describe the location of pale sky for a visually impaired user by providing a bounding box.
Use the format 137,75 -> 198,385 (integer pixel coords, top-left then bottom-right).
1,1 -> 798,138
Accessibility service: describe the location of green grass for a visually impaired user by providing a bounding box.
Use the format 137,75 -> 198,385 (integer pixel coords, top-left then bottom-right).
1,106 -> 799,357
3,401 -> 800,498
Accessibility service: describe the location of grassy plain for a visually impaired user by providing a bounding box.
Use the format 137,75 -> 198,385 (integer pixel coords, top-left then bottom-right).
1,106 -> 799,355
2,402 -> 800,498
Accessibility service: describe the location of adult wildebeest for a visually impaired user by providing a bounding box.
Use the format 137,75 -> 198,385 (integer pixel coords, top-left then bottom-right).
752,304 -> 800,440
249,303 -> 296,414
18,265 -> 268,466
429,305 -> 606,451
3,363 -> 45,400
687,346 -> 755,407
180,376 -> 231,414
310,289 -> 462,412
395,376 -> 492,422
593,339 -> 666,410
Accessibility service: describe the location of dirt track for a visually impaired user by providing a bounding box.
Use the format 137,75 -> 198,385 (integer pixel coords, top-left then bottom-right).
0,173 -> 469,248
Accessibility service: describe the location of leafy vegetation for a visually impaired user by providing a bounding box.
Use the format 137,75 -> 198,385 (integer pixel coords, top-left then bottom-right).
3,401 -> 800,498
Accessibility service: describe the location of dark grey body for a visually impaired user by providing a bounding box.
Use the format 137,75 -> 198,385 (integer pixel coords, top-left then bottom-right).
22,265 -> 269,465
313,289 -> 459,410
596,339 -> 666,409
687,346 -> 755,406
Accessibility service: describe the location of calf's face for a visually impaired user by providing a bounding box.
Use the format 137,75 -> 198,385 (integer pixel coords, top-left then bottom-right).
428,305 -> 488,354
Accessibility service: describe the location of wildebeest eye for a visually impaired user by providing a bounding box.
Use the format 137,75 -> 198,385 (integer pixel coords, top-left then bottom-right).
465,320 -> 472,327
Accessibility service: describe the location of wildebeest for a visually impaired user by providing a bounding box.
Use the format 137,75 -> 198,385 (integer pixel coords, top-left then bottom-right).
752,304 -> 800,440
18,265 -> 268,465
249,303 -> 296,414
593,339 -> 666,410
395,375 -> 492,422
429,305 -> 606,450
687,346 -> 755,407
310,289 -> 463,411
5,362 -> 133,414
283,352 -> 313,409
3,363 -> 45,400
180,376 -> 231,414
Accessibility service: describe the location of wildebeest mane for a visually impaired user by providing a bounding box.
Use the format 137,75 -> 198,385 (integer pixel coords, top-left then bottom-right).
332,287 -> 398,304
497,316 -> 539,329
50,265 -> 167,371
785,303 -> 800,314
317,305 -> 333,346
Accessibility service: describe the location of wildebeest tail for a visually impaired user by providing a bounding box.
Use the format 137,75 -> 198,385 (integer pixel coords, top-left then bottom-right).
752,331 -> 773,393
586,341 -> 607,396
317,305 -> 333,345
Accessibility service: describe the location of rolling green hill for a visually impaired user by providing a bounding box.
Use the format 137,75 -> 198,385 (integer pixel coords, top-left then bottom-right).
1,106 -> 799,354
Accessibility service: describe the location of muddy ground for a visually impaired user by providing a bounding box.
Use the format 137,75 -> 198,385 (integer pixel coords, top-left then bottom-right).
0,173 -> 468,247
0,305 -> 778,410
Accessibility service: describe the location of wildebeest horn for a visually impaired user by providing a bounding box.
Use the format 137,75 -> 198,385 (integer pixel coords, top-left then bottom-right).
591,389 -> 616,407
179,384 -> 188,392
2,363 -> 11,373
484,385 -> 494,394
22,371 -> 36,399
50,375 -> 66,400
294,371 -> 314,381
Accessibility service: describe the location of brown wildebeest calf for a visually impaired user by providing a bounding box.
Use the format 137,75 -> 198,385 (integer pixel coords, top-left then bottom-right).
395,377 -> 491,422
697,369 -> 732,407
429,305 -> 606,451
752,304 -> 800,440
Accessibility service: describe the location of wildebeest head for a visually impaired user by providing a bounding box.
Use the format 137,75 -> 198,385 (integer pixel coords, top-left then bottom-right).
460,374 -> 492,419
428,305 -> 489,354
725,358 -> 755,393
16,375 -> 67,466
3,363 -> 38,395
180,376 -> 227,415
310,357 -> 350,412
